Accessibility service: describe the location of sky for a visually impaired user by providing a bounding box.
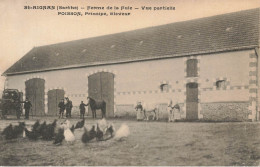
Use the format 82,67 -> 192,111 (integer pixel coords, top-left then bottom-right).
0,0 -> 260,91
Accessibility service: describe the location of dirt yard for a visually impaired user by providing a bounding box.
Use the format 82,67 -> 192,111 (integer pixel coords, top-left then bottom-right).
0,116 -> 259,166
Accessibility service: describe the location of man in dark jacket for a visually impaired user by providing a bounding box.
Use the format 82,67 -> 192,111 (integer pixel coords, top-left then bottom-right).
23,98 -> 32,119
58,99 -> 65,118
79,101 -> 88,119
65,97 -> 73,118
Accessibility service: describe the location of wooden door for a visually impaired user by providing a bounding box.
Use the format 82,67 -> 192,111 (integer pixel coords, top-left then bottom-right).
48,89 -> 65,116
88,72 -> 114,117
186,82 -> 198,120
25,78 -> 45,116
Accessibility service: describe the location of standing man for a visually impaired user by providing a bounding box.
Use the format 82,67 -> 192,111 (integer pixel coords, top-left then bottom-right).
58,99 -> 65,118
65,97 -> 73,118
23,98 -> 32,119
79,101 -> 88,119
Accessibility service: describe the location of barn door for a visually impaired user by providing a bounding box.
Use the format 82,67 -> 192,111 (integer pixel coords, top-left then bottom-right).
47,89 -> 65,116
186,82 -> 198,120
101,72 -> 114,117
88,72 -> 114,117
25,78 -> 45,116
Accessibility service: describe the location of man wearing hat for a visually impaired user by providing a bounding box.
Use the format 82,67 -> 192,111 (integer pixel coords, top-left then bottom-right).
65,97 -> 73,118
79,101 -> 88,119
23,97 -> 32,119
58,98 -> 65,118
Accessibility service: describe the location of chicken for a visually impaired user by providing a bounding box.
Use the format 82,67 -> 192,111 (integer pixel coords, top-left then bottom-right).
75,119 -> 85,129
41,119 -> 57,140
38,121 -> 47,135
24,128 -> 38,140
2,124 -> 13,136
81,127 -> 90,144
89,125 -> 96,140
63,120 -> 75,143
2,124 -> 17,140
81,126 -> 96,144
114,124 -> 130,140
105,124 -> 115,138
13,122 -> 26,137
96,123 -> 103,141
70,125 -> 75,133
98,118 -> 108,132
53,128 -> 65,145
32,120 -> 40,132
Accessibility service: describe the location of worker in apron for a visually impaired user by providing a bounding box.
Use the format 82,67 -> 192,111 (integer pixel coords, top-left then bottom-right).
135,101 -> 144,121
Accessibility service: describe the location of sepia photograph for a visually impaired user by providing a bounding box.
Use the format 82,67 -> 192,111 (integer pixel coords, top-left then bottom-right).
0,0 -> 260,166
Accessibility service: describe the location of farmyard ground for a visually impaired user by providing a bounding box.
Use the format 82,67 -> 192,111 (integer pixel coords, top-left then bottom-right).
0,116 -> 259,166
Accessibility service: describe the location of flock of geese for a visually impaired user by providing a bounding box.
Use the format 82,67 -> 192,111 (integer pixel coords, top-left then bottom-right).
1,118 -> 130,145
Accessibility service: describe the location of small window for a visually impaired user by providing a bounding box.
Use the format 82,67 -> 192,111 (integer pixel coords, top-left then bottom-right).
187,59 -> 198,77
160,84 -> 169,92
216,80 -> 226,89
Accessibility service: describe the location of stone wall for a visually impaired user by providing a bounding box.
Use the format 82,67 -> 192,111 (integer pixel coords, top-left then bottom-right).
201,102 -> 250,121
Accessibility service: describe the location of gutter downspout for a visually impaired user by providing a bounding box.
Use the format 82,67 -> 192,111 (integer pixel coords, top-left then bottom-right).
255,47 -> 260,121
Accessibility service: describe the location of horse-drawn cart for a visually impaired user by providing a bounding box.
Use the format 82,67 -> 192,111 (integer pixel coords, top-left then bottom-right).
0,89 -> 23,119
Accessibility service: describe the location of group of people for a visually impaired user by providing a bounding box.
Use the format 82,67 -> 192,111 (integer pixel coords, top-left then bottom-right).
22,97 -> 180,121
58,97 -> 74,119
58,98 -> 89,119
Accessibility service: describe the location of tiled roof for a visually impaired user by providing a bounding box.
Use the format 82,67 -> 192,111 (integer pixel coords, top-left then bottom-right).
3,8 -> 260,75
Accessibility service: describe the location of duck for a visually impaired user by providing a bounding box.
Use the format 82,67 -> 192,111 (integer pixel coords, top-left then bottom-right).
75,119 -> 85,129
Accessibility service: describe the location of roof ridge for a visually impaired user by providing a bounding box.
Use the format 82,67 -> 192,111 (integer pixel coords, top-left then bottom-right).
37,7 -> 260,48
3,7 -> 260,76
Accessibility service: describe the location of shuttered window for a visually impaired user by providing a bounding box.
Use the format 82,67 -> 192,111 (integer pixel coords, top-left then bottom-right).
187,59 -> 198,77
160,84 -> 169,92
216,80 -> 226,89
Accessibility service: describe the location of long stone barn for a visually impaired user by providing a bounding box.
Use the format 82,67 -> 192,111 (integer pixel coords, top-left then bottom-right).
2,8 -> 260,121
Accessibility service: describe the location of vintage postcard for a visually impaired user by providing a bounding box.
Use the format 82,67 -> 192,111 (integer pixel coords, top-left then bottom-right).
0,0 -> 260,166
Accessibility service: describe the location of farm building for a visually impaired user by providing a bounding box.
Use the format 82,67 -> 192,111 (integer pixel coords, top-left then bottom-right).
2,8 -> 260,121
